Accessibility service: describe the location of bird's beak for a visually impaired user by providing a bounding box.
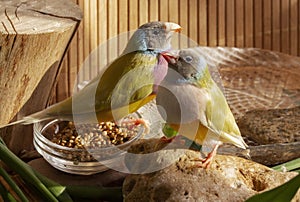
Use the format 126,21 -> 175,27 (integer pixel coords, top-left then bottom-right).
161,50 -> 179,64
164,22 -> 182,33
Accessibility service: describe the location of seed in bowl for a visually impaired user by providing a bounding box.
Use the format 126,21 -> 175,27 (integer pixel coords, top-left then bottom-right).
49,118 -> 143,149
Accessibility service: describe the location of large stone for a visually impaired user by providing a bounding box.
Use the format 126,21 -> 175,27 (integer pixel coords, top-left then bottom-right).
237,106 -> 300,145
123,139 -> 299,202
235,106 -> 300,165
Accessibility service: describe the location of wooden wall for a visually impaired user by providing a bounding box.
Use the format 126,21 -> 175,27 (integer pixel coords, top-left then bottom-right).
51,0 -> 300,104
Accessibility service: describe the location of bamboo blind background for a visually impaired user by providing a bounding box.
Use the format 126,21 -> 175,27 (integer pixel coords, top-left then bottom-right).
51,0 -> 300,104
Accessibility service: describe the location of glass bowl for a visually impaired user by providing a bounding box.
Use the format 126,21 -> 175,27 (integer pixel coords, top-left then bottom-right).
33,113 -> 144,175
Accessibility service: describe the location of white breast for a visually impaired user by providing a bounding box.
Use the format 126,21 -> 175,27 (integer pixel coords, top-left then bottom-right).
156,82 -> 209,126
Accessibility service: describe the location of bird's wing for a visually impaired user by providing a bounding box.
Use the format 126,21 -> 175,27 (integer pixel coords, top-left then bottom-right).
18,52 -> 158,123
69,51 -> 158,121
194,77 -> 247,149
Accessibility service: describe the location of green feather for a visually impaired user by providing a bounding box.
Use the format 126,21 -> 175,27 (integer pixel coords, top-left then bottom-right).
39,51 -> 158,121
88,51 -> 158,112
162,123 -> 178,138
194,65 -> 246,149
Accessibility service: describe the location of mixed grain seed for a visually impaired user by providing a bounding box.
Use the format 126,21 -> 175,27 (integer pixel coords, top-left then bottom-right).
45,118 -> 143,162
50,119 -> 141,149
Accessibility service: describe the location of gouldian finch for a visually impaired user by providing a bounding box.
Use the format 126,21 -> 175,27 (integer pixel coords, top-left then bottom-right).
156,48 -> 248,168
0,21 -> 181,128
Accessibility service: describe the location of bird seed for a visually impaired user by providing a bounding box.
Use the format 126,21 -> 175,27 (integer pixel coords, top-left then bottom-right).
50,119 -> 140,149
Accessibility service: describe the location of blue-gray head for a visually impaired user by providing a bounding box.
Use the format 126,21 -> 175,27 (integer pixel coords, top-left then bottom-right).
123,21 -> 181,54
169,49 -> 208,82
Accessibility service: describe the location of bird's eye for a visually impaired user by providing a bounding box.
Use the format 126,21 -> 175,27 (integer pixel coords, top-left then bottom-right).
190,73 -> 197,79
184,56 -> 193,63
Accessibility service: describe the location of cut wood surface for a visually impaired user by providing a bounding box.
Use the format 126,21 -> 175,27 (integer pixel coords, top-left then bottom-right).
0,0 -> 82,125
0,0 -> 82,154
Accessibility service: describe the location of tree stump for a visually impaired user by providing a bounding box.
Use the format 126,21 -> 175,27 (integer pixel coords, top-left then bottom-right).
0,0 -> 82,154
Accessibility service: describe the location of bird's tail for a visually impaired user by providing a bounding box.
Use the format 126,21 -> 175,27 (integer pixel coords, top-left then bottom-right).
0,109 -> 53,129
220,131 -> 248,150
219,132 -> 251,158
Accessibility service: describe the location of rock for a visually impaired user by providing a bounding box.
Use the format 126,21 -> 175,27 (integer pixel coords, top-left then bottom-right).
237,106 -> 300,145
219,142 -> 300,166
124,138 -> 187,174
123,139 -> 299,202
235,106 -> 300,165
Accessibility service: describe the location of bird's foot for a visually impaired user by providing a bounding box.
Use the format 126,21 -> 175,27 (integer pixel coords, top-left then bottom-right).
191,144 -> 220,169
154,135 -> 185,151
160,136 -> 175,143
159,135 -> 185,145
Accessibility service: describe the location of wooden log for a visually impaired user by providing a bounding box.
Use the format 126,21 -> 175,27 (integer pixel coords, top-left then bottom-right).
0,0 -> 82,154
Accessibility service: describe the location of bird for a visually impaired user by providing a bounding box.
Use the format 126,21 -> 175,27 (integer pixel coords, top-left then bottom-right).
0,21 -> 181,128
156,48 -> 248,168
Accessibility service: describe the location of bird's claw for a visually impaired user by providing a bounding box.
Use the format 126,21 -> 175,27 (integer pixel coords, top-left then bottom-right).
159,135 -> 185,145
191,144 -> 220,169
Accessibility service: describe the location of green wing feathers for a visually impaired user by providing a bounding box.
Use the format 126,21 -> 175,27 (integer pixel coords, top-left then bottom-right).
1,52 -> 159,127
64,51 -> 158,122
198,73 -> 247,149
55,51 -> 158,116
94,51 -> 158,110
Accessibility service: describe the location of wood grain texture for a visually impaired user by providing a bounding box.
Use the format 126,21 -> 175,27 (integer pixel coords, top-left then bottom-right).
54,0 -> 300,102
245,0 -> 253,47
226,0 -> 235,47
290,0 -> 298,56
208,0 -> 217,46
281,0 -> 290,54
0,0 -> 82,124
139,0 -> 149,25
254,0 -> 263,48
235,0 -> 244,47
149,0 -> 159,21
263,0 -> 272,50
198,0 -> 207,46
0,0 -> 82,153
189,0 -> 198,43
218,0 -> 226,46
159,0 -> 168,22
179,0 -> 188,48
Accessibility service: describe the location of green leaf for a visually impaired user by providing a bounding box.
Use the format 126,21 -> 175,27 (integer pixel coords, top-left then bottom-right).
0,137 -> 122,201
34,172 -> 73,202
0,136 -> 6,146
0,181 -> 18,202
0,166 -> 29,202
0,141 -> 58,202
294,169 -> 300,173
0,137 -> 72,201
272,158 -> 300,172
245,174 -> 300,202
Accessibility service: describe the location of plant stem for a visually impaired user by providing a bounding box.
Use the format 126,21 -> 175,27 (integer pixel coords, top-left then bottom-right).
34,171 -> 73,202
0,181 -> 18,202
272,158 -> 300,172
246,174 -> 300,202
35,172 -> 122,201
0,142 -> 58,202
0,137 -> 122,201
0,166 -> 29,202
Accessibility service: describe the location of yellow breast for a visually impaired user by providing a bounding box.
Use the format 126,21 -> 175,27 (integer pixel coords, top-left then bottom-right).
169,121 -> 209,145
